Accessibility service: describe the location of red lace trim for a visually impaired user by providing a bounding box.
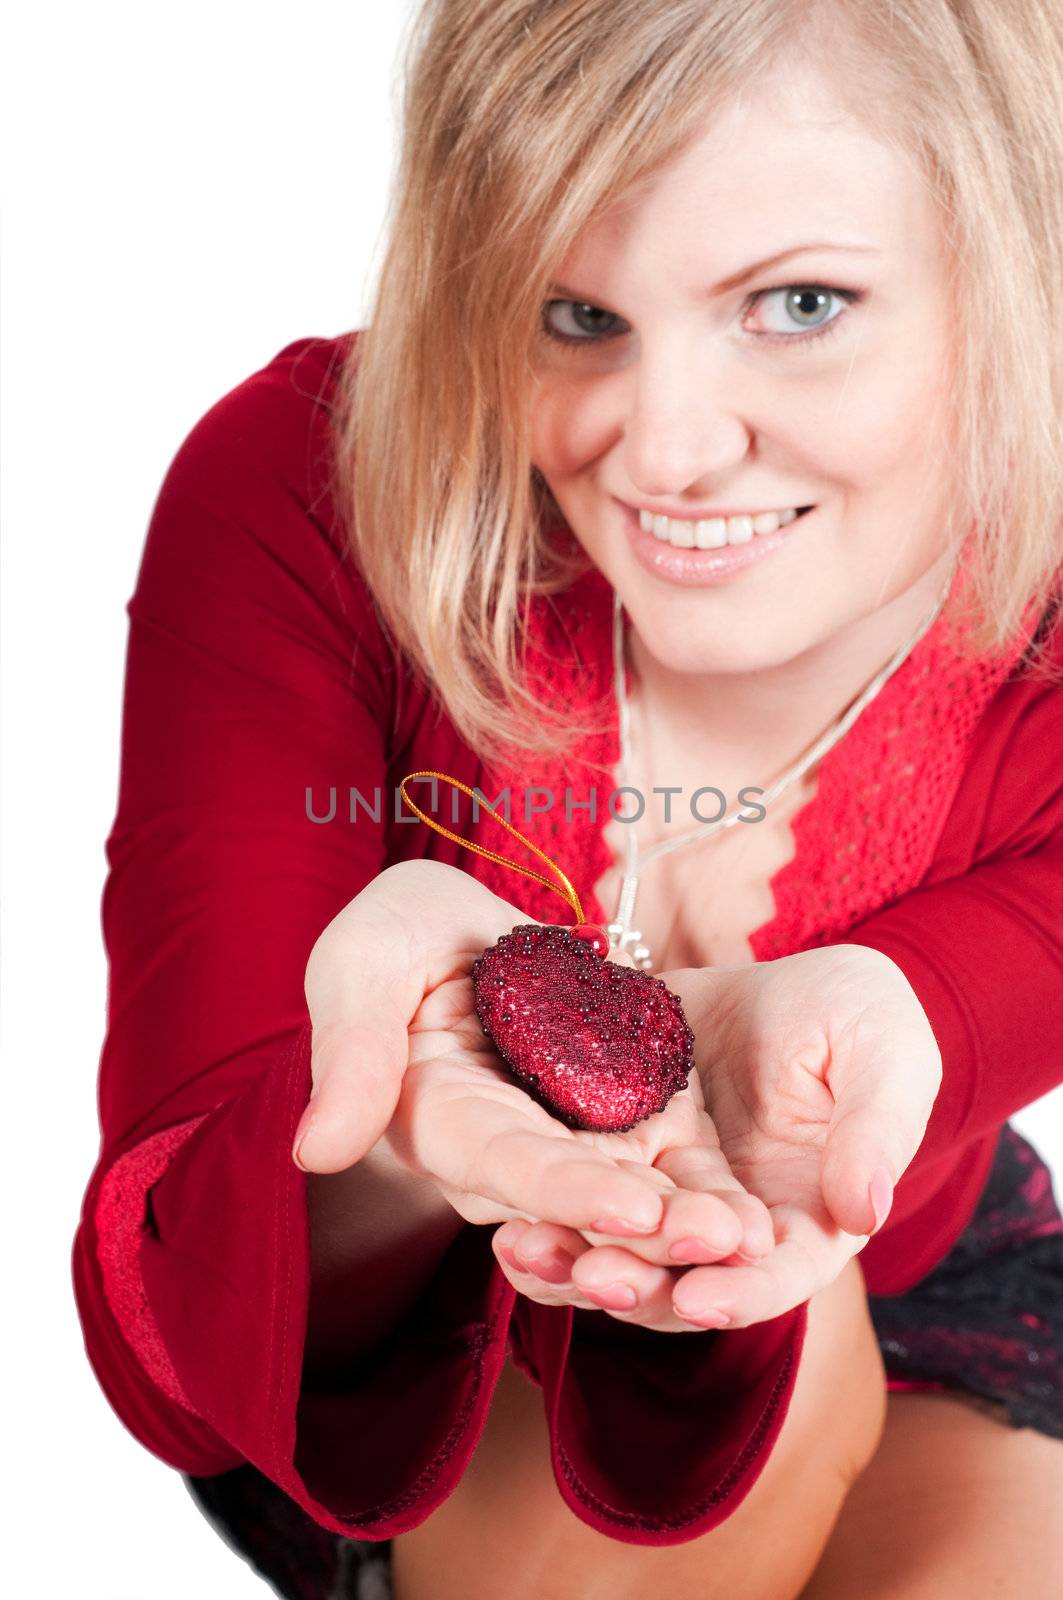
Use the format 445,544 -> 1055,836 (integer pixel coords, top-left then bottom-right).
94,1116 -> 209,1412
469,542 -> 1039,950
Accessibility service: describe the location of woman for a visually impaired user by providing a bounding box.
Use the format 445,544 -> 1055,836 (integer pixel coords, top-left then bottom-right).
73,2 -> 1063,1597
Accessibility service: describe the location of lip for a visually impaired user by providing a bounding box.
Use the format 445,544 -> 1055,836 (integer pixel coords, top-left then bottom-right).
617,499 -> 813,587
623,499 -> 801,521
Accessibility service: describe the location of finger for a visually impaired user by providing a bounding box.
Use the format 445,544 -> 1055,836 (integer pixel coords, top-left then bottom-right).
568,1245 -> 727,1333
652,1143 -> 776,1259
297,873 -> 428,1172
297,860 -> 538,1172
822,1094 -> 899,1239
498,1202 -> 739,1285
569,1243 -> 677,1316
821,966 -> 942,1236
295,1016 -> 409,1173
500,1224 -> 753,1335
607,946 -> 639,971
499,1225 -> 693,1332
504,1157 -> 771,1271
669,1229 -> 846,1329
499,1218 -> 592,1282
575,1185 -> 744,1267
463,1126 -> 666,1236
491,1223 -> 605,1313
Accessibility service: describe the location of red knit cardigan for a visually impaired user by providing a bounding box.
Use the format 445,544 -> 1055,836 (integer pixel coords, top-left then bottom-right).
72,331 -> 1063,1546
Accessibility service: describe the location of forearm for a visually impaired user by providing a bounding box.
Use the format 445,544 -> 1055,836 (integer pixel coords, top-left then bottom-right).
303,1137 -> 467,1384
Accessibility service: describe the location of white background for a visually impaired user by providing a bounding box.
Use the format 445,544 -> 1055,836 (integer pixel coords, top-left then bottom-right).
3,4 -> 1060,1596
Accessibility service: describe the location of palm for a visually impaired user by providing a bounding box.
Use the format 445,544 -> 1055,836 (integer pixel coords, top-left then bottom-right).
686,999 -> 855,1288
389,967 -> 769,1254
492,946 -> 941,1330
635,946 -> 942,1322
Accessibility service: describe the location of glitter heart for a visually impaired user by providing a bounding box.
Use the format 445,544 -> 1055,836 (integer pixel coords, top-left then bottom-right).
472,923 -> 695,1133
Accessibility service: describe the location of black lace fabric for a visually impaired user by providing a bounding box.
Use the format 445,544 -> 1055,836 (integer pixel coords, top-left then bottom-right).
868,1123 -> 1063,1438
184,1121 -> 1063,1600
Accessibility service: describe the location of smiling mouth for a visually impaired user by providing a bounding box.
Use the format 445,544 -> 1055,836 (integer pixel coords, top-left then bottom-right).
635,504 -> 815,550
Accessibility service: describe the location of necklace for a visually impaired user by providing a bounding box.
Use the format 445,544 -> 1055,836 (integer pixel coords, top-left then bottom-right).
606,577 -> 954,970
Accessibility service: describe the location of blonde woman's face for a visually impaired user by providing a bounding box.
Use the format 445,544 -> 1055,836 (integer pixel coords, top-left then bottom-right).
528,59 -> 958,676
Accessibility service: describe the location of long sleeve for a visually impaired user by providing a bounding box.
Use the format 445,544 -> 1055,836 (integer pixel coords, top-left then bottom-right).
850,622 -> 1063,1292
71,335 -> 515,1538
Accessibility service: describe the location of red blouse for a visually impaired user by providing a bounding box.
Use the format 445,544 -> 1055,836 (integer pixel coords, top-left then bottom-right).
72,332 -> 1063,1547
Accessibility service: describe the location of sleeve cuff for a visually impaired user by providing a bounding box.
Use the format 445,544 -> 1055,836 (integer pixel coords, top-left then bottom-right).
83,1016 -> 808,1543
510,1295 -> 808,1544
97,1023 -> 518,1538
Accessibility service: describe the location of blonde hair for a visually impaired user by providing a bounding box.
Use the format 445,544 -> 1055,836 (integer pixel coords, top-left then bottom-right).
331,0 -> 1063,767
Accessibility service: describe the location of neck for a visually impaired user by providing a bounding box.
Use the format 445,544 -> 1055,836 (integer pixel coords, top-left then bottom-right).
625,552 -> 957,776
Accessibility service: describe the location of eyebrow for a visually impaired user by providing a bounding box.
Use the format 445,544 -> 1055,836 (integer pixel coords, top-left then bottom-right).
547,242 -> 881,303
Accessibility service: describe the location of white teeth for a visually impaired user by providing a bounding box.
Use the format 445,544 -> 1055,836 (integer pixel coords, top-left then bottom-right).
695,517 -> 727,549
653,511 -> 694,547
639,506 -> 804,548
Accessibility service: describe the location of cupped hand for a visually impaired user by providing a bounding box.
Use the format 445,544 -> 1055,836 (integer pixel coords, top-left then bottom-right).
387,959 -> 774,1291
299,860 -> 772,1315
496,945 -> 942,1331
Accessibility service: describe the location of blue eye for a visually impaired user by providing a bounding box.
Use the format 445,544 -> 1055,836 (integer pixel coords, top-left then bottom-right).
539,284 -> 865,349
541,301 -> 622,341
752,285 -> 856,341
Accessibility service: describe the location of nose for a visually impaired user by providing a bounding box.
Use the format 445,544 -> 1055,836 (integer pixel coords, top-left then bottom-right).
622,344 -> 752,497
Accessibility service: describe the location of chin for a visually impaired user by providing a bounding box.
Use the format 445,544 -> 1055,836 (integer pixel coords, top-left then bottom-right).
626,596 -> 814,675
639,628 -> 800,678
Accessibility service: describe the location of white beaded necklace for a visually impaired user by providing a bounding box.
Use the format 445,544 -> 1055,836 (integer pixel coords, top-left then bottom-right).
605,577 -> 953,970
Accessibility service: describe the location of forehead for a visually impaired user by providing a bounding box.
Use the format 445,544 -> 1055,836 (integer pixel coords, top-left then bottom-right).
566,60 -> 933,275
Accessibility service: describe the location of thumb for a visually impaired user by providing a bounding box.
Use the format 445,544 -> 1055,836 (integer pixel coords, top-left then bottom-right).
291,858 -> 531,1175
292,1015 -> 409,1173
819,1097 -> 899,1239
820,1046 -> 939,1238
816,1049 -> 934,1235
819,962 -> 943,1238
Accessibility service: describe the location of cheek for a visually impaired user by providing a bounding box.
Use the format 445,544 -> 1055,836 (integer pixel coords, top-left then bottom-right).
794,343 -> 953,502
530,382 -> 615,477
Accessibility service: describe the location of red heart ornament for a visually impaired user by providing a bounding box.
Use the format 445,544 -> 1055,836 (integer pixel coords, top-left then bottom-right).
472,923 -> 695,1133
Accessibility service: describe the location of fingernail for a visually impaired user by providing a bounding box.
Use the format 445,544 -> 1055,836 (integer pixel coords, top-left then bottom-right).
497,1243 -> 523,1272
869,1166 -> 894,1233
593,1212 -> 659,1237
668,1236 -> 720,1263
743,1222 -> 776,1259
524,1249 -> 575,1284
678,1307 -> 731,1329
291,1103 -> 318,1170
585,1283 -> 638,1310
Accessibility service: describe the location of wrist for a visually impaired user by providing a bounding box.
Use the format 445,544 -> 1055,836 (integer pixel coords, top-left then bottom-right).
305,1135 -> 461,1286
